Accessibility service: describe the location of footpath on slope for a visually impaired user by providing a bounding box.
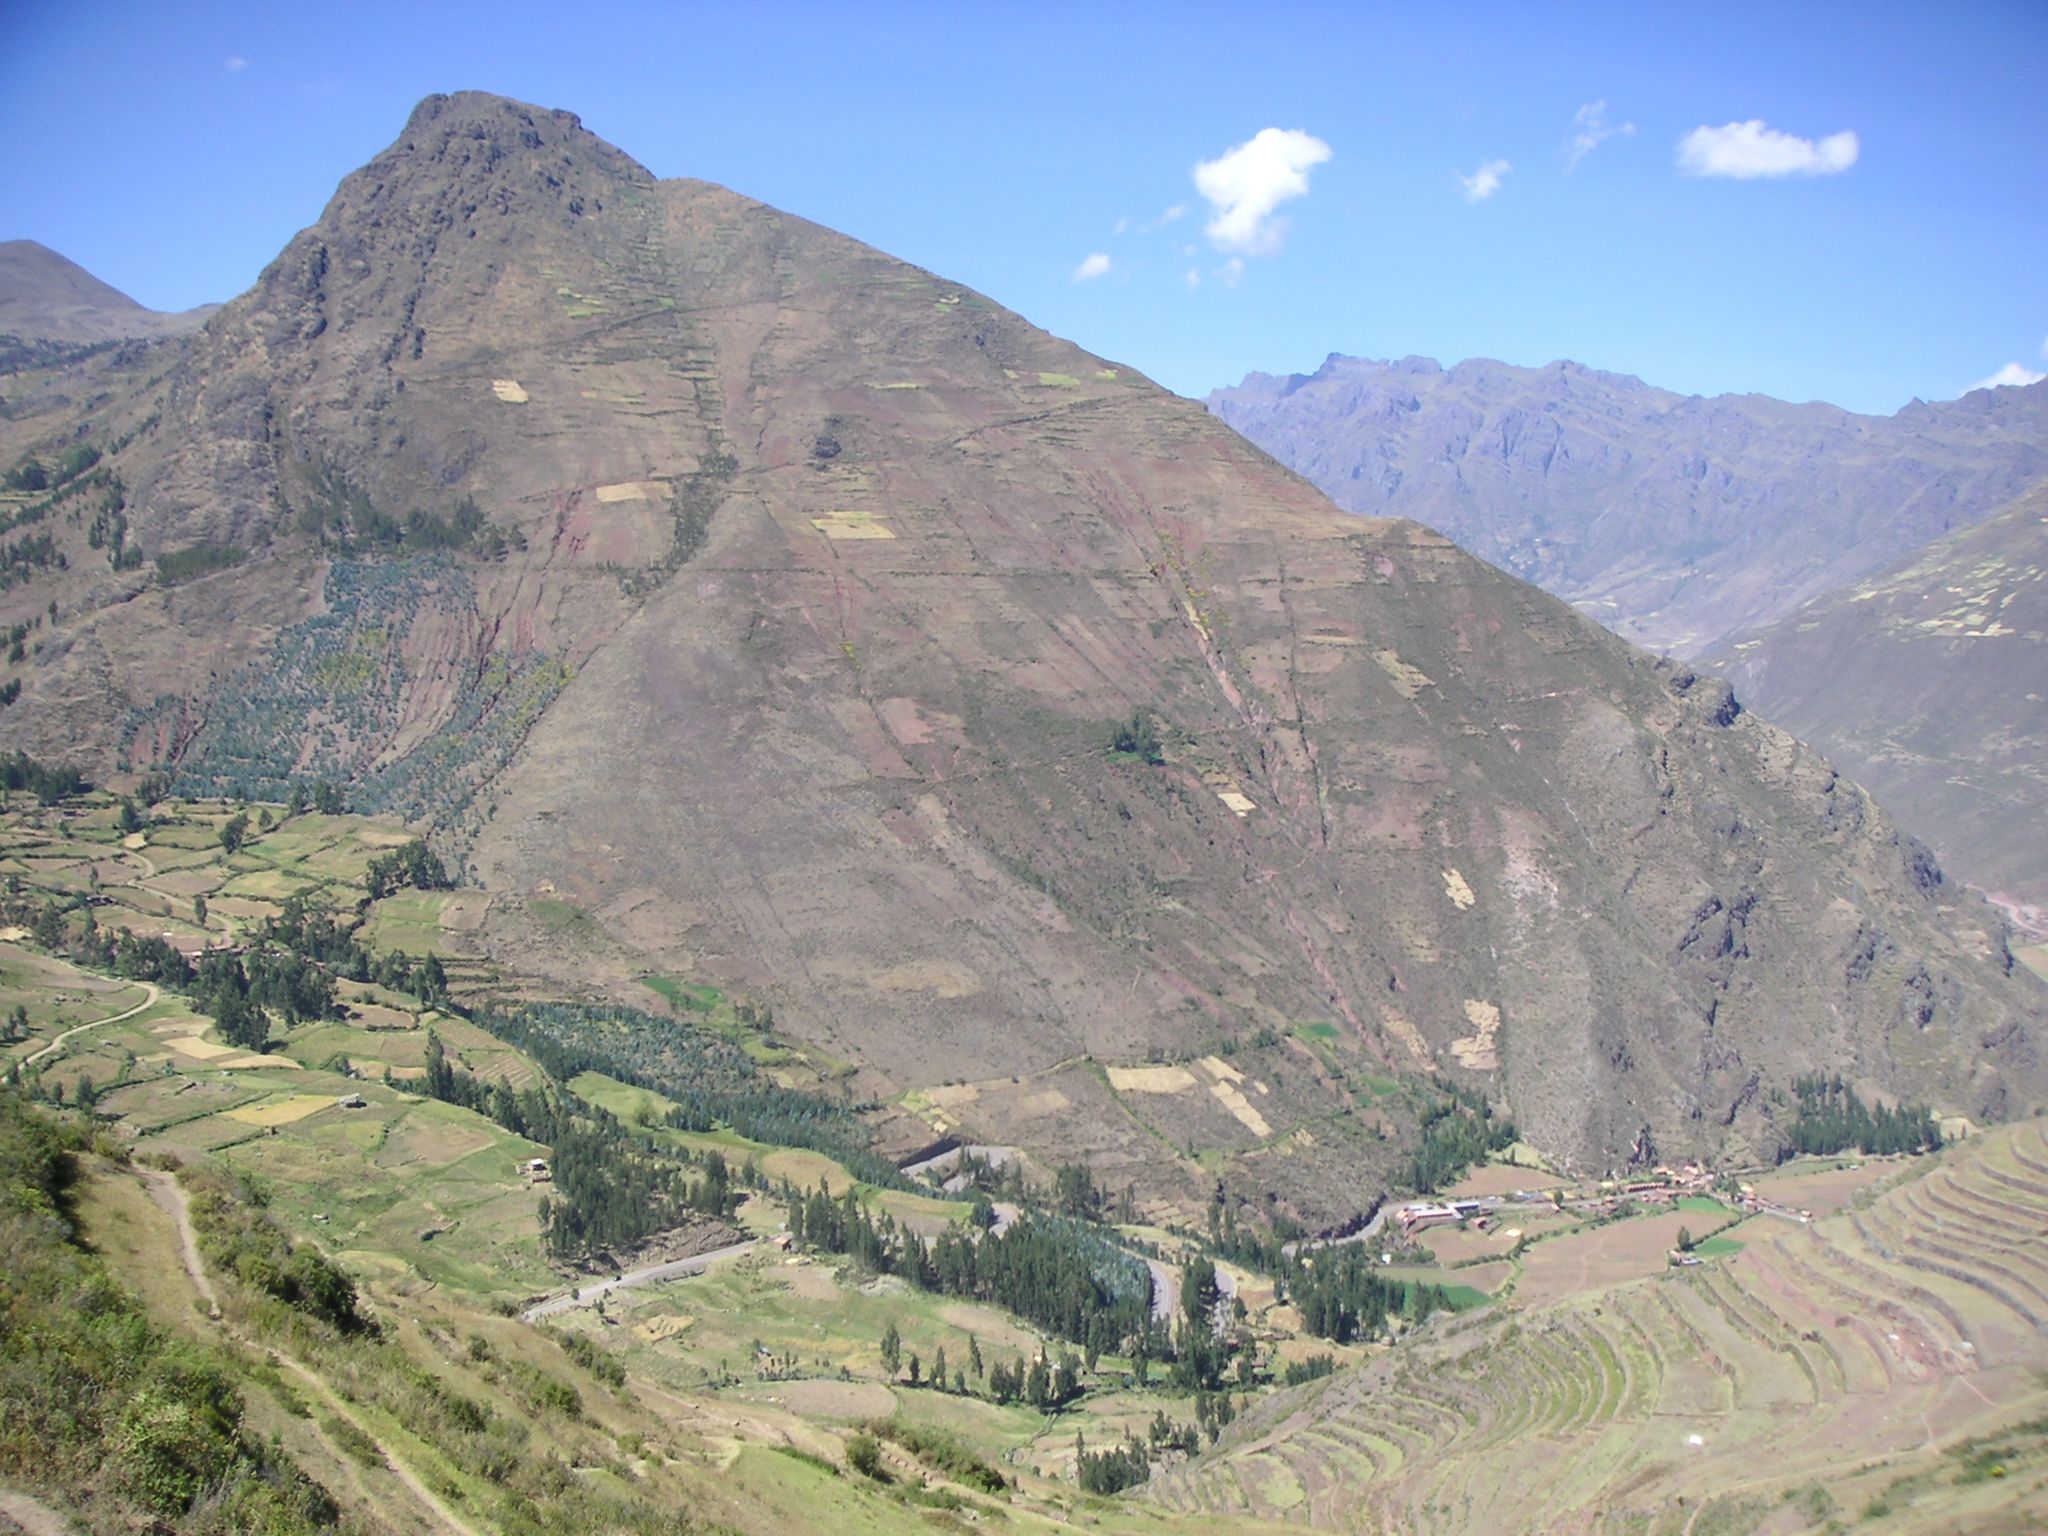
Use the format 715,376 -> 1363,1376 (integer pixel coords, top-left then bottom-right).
0,1487 -> 79,1536
139,1162 -> 483,1536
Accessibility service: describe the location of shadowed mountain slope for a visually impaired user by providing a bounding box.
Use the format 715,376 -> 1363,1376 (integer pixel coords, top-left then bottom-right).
1206,354 -> 2048,658
0,239 -> 219,343
1,94 -> 2043,1220
1713,480 -> 2048,932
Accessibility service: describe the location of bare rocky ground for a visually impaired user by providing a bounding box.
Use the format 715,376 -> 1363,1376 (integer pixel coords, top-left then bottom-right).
0,93 -> 2043,1229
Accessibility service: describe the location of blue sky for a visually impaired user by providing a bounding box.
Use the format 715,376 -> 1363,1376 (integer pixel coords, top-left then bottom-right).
3,1 -> 2042,413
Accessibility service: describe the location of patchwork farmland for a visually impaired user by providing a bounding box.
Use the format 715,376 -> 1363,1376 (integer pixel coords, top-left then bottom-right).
1152,1123 -> 2048,1531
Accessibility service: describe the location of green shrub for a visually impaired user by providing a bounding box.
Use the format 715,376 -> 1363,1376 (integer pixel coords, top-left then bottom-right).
319,1414 -> 385,1469
845,1433 -> 883,1479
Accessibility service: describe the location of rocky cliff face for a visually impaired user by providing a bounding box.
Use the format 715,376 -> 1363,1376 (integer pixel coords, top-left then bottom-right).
1206,353 -> 2048,658
3,95 -> 2042,1222
1713,479 -> 2048,930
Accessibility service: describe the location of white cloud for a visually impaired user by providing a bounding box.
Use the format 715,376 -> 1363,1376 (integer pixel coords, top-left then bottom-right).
1184,269 -> 1201,291
1677,120 -> 1858,178
1214,257 -> 1245,287
1965,362 -> 2047,394
1565,101 -> 1633,170
1111,217 -> 1128,236
1072,252 -> 1112,282
225,55 -> 248,70
1193,128 -> 1332,256
1457,158 -> 1511,203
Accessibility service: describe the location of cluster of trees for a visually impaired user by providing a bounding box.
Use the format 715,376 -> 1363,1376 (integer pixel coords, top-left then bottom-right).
1108,708 -> 1164,765
0,750 -> 87,800
59,900 -> 339,1054
477,1000 -> 919,1192
1,444 -> 99,493
154,542 -> 244,586
1076,1435 -> 1150,1495
284,780 -> 349,816
86,477 -> 145,572
788,1180 -> 1156,1361
987,1349 -> 1085,1409
295,471 -> 522,562
1784,1076 -> 1942,1159
1282,1352 -> 1336,1386
1408,1088 -> 1518,1194
420,1034 -> 741,1259
1211,1200 -> 1308,1275
363,838 -> 450,899
1051,1161 -> 1136,1223
1075,1396 -> 1254,1492
0,529 -> 63,592
1279,1245 -> 1459,1343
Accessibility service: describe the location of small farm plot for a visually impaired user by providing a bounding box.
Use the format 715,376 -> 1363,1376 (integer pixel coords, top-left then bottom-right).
1749,1157 -> 1904,1217
1514,1211 -> 1712,1304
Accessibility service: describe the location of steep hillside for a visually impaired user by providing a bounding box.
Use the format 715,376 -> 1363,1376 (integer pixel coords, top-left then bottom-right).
1206,353 -> 2048,657
1713,480 -> 2048,933
0,94 -> 2042,1223
0,239 -> 218,342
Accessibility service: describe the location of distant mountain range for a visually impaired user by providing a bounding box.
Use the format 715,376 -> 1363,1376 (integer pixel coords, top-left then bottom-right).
1206,354 -> 2048,658
0,239 -> 218,343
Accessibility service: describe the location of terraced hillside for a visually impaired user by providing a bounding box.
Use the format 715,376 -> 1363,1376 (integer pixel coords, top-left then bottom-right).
1153,1123 -> 2048,1533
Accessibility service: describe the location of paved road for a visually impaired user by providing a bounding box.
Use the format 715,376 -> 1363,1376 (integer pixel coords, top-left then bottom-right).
522,1239 -> 757,1321
1146,1259 -> 1178,1322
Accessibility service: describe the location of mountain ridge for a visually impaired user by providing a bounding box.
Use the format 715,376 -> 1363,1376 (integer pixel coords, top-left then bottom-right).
0,92 -> 2041,1220
1206,351 -> 2048,657
0,238 -> 220,343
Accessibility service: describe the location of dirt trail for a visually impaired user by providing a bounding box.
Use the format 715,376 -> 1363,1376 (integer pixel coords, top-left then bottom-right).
0,1488 -> 76,1536
137,1166 -> 480,1536
121,848 -> 235,944
272,1354 -> 485,1536
22,981 -> 161,1066
139,1167 -> 218,1317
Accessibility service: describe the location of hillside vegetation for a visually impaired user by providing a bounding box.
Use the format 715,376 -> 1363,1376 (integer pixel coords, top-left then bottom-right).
0,94 -> 2036,1219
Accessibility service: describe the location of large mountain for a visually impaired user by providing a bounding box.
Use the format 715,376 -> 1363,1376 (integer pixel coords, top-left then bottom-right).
1,94 -> 2042,1223
1713,479 -> 2048,932
1206,353 -> 2048,657
0,239 -> 219,343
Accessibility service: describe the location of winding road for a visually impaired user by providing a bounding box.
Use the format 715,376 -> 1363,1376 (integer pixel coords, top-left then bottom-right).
522,1239 -> 757,1321
21,981 -> 160,1067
